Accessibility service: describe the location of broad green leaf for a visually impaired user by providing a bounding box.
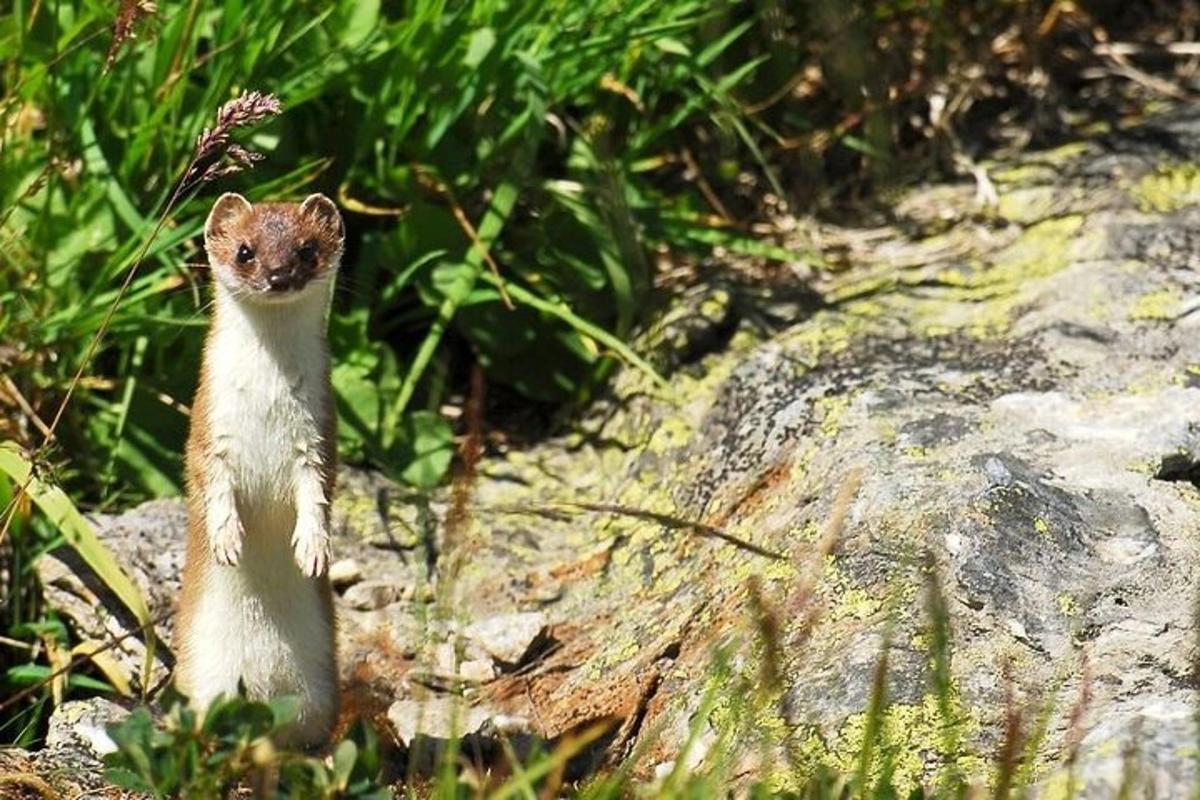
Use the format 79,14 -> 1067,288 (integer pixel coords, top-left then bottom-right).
390,411 -> 453,488
0,442 -> 157,694
332,738 -> 358,787
463,26 -> 496,68
653,36 -> 690,56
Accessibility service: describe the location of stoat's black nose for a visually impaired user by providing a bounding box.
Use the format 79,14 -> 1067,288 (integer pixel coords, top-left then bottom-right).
267,271 -> 293,291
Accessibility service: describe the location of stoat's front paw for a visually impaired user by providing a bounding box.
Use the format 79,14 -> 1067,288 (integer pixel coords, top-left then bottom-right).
210,516 -> 244,566
291,516 -> 330,577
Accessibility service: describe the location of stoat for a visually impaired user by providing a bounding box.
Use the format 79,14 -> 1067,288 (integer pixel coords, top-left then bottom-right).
175,192 -> 343,747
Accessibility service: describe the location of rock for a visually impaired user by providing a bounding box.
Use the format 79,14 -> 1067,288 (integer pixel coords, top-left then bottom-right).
342,579 -> 411,610
458,658 -> 497,684
462,612 -> 547,667
45,697 -> 127,758
419,641 -> 496,686
12,698 -> 134,796
1036,698 -> 1199,799
328,557 -> 363,589
386,697 -> 494,746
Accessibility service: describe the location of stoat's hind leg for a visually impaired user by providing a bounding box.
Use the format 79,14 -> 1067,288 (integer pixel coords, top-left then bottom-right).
174,570 -> 245,715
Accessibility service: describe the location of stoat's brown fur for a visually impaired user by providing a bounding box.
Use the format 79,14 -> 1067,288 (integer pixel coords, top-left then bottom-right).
175,193 -> 344,747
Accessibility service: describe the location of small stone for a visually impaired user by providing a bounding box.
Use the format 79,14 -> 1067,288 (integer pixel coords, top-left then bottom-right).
387,697 -> 492,746
328,558 -> 363,589
426,641 -> 495,684
46,698 -> 129,757
463,611 -> 548,667
525,573 -> 564,604
431,641 -> 457,672
342,579 -> 411,610
487,713 -> 532,735
458,658 -> 497,683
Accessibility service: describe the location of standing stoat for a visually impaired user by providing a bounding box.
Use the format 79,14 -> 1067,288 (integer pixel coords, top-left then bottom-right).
175,192 -> 343,747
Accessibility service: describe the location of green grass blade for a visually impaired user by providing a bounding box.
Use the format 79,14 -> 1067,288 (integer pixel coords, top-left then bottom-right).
383,179 -> 519,439
477,272 -> 668,391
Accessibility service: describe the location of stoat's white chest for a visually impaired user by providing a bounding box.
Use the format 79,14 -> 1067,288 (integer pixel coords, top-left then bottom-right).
204,287 -> 330,523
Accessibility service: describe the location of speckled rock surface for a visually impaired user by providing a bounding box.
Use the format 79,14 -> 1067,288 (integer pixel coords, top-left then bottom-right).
31,110 -> 1200,796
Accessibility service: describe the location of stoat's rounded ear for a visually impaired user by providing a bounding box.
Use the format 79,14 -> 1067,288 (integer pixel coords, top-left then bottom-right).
205,193 -> 252,247
300,193 -> 345,244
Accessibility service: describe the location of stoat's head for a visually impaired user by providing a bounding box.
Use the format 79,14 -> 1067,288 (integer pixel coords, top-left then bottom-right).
204,193 -> 344,304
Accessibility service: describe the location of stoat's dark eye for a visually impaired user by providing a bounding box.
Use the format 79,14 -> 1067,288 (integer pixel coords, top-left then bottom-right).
235,244 -> 254,265
296,240 -> 318,265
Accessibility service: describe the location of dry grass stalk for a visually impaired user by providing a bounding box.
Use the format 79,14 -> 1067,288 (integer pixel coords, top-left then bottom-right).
413,167 -> 514,309
104,0 -> 157,73
1061,653 -> 1093,793
993,661 -> 1026,799
745,575 -> 783,694
181,91 -> 282,189
787,466 -> 864,650
441,362 -> 486,586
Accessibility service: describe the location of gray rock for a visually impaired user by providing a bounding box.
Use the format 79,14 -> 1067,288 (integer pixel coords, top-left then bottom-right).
386,697 -> 494,746
45,697 -> 127,758
328,557 -> 363,588
18,697 -> 134,797
36,500 -> 184,693
1035,699 -> 1199,799
341,578 -> 412,610
462,612 -> 547,667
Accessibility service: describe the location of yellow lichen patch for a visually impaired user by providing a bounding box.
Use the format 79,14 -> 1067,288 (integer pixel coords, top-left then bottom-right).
1041,141 -> 1094,164
981,215 -> 1087,287
983,144 -> 1091,183
729,555 -> 798,588
1056,593 -> 1078,618
1036,768 -> 1074,800
1128,287 -> 1181,321
845,298 -> 889,319
806,694 -> 987,789
822,556 -> 884,622
995,186 -> 1068,225
647,415 -> 694,454
1131,163 -> 1200,213
815,393 -> 852,438
591,629 -> 642,677
908,215 -> 1095,339
1033,517 -> 1050,536
838,587 -> 884,621
1176,364 -> 1200,387
825,274 -> 898,306
988,163 -> 1060,186
783,309 -> 874,366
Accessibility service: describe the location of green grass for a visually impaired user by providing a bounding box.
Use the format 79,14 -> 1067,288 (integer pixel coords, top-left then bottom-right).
1,0 -> 775,506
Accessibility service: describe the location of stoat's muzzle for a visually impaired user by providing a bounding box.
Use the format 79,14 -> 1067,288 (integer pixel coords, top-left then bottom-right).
265,257 -> 314,294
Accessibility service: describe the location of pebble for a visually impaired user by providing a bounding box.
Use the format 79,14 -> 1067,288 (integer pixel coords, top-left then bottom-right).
328,558 -> 363,588
342,579 -> 411,610
463,611 -> 547,666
